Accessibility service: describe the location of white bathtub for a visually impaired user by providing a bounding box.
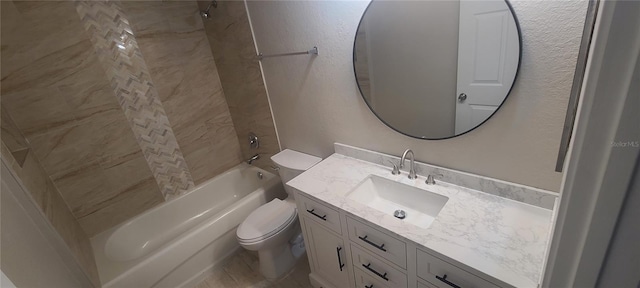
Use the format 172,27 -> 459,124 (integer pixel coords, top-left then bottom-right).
91,163 -> 285,288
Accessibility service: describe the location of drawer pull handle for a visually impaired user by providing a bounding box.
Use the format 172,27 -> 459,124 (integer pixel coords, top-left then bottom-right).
362,263 -> 388,281
336,247 -> 345,271
436,274 -> 461,288
365,285 -> 373,288
306,209 -> 327,221
358,235 -> 387,252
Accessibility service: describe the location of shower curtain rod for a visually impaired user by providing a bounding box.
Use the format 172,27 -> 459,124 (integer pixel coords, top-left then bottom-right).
257,46 -> 319,61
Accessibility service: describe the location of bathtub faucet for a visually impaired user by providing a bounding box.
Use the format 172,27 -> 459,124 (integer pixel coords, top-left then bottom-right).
246,154 -> 260,164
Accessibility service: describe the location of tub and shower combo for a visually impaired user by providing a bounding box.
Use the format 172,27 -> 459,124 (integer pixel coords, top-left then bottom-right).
91,163 -> 285,288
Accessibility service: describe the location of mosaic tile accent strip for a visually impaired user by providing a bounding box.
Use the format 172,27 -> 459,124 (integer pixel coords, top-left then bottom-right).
74,0 -> 194,198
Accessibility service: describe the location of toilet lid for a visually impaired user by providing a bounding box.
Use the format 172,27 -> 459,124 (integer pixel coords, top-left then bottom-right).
271,149 -> 322,171
237,199 -> 297,242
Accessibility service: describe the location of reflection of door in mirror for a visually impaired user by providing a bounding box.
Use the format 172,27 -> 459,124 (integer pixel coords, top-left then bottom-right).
353,0 -> 521,139
357,1 -> 461,138
455,1 -> 520,134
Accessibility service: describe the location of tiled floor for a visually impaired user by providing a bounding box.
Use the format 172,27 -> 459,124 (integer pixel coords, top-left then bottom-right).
195,250 -> 313,288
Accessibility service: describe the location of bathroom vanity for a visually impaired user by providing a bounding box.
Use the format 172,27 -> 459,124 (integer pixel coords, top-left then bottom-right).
290,144 -> 557,288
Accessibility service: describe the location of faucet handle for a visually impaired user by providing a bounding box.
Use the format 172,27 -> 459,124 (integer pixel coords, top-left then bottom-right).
386,160 -> 401,175
426,173 -> 444,185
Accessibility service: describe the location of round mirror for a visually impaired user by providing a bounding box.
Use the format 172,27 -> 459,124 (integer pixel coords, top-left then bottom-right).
354,0 -> 522,139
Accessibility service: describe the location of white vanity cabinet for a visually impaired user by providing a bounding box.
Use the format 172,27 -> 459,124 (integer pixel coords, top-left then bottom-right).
296,193 -> 512,288
302,216 -> 351,288
297,194 -> 350,288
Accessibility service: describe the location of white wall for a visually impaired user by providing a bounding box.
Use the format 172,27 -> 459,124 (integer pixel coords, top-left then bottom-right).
247,0 -> 588,191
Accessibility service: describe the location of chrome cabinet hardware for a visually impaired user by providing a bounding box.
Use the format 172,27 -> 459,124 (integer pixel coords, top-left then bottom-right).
306,209 -> 327,221
436,274 -> 461,288
362,263 -> 389,281
336,247 -> 345,271
358,235 -> 387,252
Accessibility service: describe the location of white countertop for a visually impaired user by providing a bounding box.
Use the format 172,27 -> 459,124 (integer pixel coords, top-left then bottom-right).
288,153 -> 554,288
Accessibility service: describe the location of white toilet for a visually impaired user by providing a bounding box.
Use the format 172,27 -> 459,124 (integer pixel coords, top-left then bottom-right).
236,149 -> 321,280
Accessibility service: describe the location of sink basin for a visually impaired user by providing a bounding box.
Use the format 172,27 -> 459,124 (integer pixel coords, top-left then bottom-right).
346,175 -> 448,229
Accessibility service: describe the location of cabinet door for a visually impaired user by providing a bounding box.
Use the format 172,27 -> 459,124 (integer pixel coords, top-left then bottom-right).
304,216 -> 350,288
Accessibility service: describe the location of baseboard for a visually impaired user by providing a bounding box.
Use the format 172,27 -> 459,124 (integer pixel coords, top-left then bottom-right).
309,272 -> 335,288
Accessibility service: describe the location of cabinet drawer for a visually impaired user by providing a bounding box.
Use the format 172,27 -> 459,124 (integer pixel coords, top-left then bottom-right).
347,216 -> 407,269
297,194 -> 342,234
354,266 -> 390,288
417,249 -> 500,288
351,244 -> 407,288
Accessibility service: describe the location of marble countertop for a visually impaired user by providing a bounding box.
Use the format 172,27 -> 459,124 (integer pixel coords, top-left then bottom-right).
288,153 -> 554,288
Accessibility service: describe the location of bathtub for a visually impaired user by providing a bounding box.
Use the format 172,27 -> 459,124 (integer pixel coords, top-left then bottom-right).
91,163 -> 285,288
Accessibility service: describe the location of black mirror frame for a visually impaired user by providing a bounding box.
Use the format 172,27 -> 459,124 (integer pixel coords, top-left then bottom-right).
352,0 -> 523,140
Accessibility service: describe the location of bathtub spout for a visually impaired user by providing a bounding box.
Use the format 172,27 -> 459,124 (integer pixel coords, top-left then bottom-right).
247,154 -> 260,164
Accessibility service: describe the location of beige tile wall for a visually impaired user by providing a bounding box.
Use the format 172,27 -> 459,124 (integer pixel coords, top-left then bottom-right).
1,1 -> 164,236
124,1 -> 243,185
0,116 -> 101,286
199,1 -> 280,170
75,1 -> 196,198
1,0 -> 257,237
1,106 -> 29,165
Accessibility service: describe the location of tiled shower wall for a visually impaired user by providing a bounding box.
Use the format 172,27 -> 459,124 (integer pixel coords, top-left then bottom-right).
1,108 -> 101,287
1,0 -> 164,236
199,0 -> 280,170
122,1 -> 244,185
1,1 -> 246,236
75,1 -> 196,198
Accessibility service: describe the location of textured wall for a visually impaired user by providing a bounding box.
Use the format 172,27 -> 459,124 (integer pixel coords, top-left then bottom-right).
199,0 -> 280,170
246,0 -> 589,191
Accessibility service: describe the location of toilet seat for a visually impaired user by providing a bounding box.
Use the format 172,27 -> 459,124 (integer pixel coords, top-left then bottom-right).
237,199 -> 297,244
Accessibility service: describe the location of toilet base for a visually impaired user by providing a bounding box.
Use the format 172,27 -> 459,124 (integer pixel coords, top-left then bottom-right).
258,243 -> 296,280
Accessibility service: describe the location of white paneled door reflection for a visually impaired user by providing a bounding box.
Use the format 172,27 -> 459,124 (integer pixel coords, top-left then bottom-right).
455,0 -> 520,134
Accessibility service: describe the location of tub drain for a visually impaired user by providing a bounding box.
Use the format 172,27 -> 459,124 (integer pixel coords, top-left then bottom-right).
394,209 -> 406,219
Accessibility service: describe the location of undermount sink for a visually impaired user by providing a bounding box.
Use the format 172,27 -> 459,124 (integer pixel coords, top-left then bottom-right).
346,175 -> 448,229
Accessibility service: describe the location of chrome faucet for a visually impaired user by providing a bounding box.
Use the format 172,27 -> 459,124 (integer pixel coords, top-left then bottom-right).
386,160 -> 400,175
399,149 -> 417,179
246,154 -> 260,164
426,173 -> 444,185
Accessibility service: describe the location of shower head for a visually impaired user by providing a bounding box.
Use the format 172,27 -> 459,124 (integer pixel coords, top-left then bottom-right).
200,1 -> 217,19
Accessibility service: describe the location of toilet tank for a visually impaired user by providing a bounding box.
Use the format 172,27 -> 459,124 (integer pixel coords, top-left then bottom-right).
271,149 -> 322,196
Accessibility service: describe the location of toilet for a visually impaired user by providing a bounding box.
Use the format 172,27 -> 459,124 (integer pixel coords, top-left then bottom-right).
236,149 -> 321,280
